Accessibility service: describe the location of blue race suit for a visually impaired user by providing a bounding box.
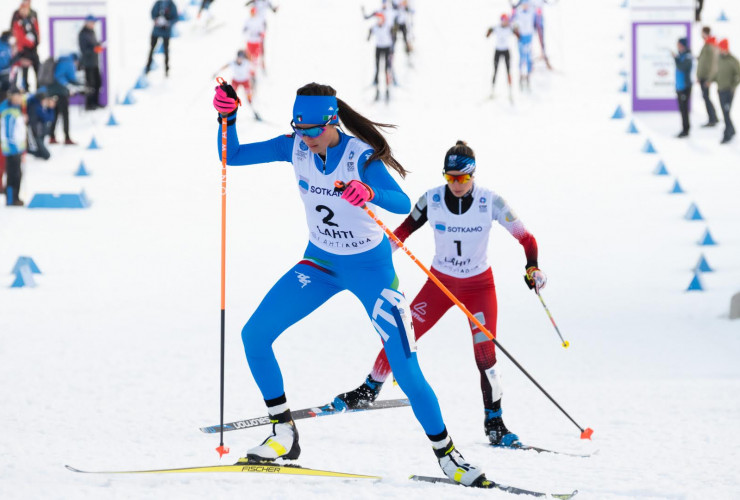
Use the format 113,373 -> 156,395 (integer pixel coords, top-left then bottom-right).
218,116 -> 447,436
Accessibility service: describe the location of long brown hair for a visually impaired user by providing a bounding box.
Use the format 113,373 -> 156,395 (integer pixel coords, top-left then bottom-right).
296,83 -> 408,178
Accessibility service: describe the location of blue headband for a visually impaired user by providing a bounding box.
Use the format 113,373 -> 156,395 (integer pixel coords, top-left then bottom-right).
292,95 -> 339,125
444,154 -> 476,174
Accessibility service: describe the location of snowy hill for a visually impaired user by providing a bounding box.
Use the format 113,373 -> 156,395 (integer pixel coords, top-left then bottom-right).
1,1 -> 740,499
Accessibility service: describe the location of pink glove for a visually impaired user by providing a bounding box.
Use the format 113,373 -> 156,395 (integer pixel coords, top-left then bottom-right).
341,180 -> 374,207
213,84 -> 238,114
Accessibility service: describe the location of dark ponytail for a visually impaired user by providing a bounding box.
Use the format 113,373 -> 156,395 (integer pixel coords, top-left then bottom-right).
446,140 -> 475,159
296,83 -> 408,178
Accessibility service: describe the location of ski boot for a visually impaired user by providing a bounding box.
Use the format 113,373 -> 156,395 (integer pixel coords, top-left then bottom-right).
434,439 -> 486,486
332,375 -> 383,411
240,409 -> 300,463
485,409 -> 520,447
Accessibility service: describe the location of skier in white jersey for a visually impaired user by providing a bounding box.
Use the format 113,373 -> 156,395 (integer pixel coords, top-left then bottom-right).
212,82 -> 488,486
244,1 -> 276,70
213,50 -> 261,121
333,140 -> 547,448
368,12 -> 394,102
511,0 -> 537,90
486,13 -> 515,99
512,0 -> 552,69
243,7 -> 265,71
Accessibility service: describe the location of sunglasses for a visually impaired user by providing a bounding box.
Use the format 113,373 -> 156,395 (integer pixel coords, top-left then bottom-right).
290,119 -> 331,139
444,173 -> 473,184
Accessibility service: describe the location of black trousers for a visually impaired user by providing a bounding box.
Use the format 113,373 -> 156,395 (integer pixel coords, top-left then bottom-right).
146,35 -> 170,73
18,48 -> 40,91
84,66 -> 102,109
51,93 -> 71,141
27,121 -> 50,160
493,49 -> 511,83
698,79 -> 718,124
677,88 -> 691,133
374,47 -> 391,86
719,90 -> 735,139
5,154 -> 22,204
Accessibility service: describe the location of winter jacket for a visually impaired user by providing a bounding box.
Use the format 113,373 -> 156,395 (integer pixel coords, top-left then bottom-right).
696,42 -> 718,81
674,50 -> 692,91
78,27 -> 100,69
0,99 -> 27,156
714,53 -> 740,92
53,55 -> 80,87
26,94 -> 55,131
11,12 -> 39,52
151,0 -> 179,38
0,39 -> 12,80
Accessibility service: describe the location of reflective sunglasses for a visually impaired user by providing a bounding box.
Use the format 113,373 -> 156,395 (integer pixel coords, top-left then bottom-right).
444,173 -> 473,184
290,119 -> 331,138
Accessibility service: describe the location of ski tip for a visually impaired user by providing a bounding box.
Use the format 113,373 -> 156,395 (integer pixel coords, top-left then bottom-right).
216,445 -> 230,458
580,428 -> 594,440
65,465 -> 84,473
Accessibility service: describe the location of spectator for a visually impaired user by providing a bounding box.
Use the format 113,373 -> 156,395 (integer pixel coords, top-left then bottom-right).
26,88 -> 55,160
0,86 -> 27,206
695,0 -> 704,23
47,53 -> 82,145
145,0 -> 178,77
0,31 -> 14,101
715,39 -> 740,144
10,0 -> 40,91
697,27 -> 719,127
673,37 -> 692,138
78,15 -> 103,110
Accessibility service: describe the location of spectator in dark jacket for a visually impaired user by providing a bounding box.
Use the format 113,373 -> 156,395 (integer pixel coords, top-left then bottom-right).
697,27 -> 719,127
715,39 -> 740,144
145,0 -> 179,77
26,88 -> 55,160
78,15 -> 103,110
673,37 -> 693,138
10,0 -> 40,91
0,31 -> 14,101
47,54 -> 82,145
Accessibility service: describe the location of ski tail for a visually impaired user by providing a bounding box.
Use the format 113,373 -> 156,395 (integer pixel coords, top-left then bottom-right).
200,398 -> 410,434
65,463 -> 380,479
409,475 -> 578,498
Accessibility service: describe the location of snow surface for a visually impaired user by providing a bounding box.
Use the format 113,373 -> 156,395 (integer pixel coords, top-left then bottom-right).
1,1 -> 740,499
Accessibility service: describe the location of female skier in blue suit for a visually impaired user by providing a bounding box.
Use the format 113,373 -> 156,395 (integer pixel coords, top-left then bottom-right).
213,81 -> 486,486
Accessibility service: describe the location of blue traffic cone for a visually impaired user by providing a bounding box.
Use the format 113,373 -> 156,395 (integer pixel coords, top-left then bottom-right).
122,91 -> 136,105
620,0 -> 628,8
87,136 -> 100,150
619,81 -> 628,93
618,69 -> 628,77
611,105 -> 625,119
698,228 -> 717,246
134,74 -> 149,90
642,140 -> 657,153
626,120 -> 639,134
687,272 -> 704,291
618,52 -> 625,59
717,10 -> 728,21
106,113 -> 119,126
669,179 -> 684,194
11,256 -> 41,274
74,161 -> 90,177
653,160 -> 669,175
695,254 -> 714,273
684,202 -> 703,221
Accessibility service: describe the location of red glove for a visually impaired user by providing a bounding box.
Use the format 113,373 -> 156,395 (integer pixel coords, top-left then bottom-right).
341,180 -> 374,207
213,83 -> 240,114
93,46 -> 104,54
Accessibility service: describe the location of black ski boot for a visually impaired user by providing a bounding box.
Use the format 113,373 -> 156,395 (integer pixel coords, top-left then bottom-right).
484,409 -> 520,447
332,375 -> 383,410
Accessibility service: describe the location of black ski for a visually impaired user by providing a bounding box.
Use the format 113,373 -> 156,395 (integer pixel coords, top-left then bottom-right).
200,398 -> 410,434
491,442 -> 594,458
410,475 -> 578,498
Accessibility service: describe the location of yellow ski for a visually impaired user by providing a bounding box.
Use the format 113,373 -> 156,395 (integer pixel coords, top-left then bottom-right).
65,463 -> 380,479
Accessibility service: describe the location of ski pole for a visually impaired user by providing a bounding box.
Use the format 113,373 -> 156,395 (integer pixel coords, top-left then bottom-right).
534,289 -> 569,348
335,181 -> 593,440
215,77 -> 232,458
